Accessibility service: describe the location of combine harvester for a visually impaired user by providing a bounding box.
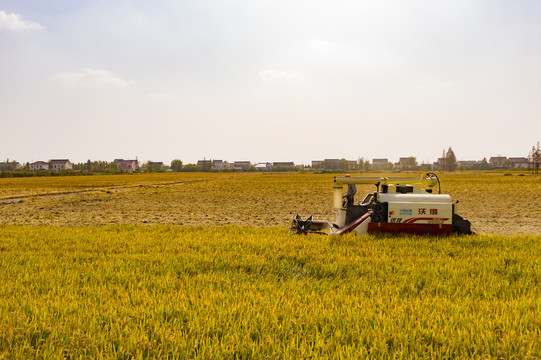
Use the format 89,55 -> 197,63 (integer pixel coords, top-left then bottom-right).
291,173 -> 473,236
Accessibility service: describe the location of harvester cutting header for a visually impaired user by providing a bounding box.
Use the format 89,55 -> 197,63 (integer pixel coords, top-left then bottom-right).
291,173 -> 473,236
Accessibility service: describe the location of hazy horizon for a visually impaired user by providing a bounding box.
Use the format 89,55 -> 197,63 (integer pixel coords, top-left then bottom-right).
2,1 -> 540,165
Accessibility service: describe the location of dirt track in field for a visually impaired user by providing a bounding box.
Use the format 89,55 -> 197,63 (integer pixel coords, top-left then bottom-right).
0,178 -> 215,204
1,172 -> 540,235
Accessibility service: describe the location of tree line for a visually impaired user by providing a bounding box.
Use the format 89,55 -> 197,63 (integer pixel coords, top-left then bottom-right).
2,143 -> 541,177
529,142 -> 541,174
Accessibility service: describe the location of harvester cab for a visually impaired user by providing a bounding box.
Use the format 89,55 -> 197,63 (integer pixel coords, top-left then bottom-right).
290,173 -> 473,236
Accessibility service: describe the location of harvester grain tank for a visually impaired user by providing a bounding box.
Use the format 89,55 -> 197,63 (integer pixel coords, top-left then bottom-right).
290,173 -> 473,235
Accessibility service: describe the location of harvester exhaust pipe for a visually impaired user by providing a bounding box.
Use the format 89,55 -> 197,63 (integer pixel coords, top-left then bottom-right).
333,187 -> 343,209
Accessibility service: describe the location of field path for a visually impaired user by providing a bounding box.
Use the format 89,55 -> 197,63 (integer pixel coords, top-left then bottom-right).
0,178 -> 219,204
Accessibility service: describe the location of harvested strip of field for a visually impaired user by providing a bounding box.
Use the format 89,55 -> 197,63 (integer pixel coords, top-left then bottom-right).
0,226 -> 539,358
0,173 -> 223,198
1,172 -> 540,235
0,177 -> 217,203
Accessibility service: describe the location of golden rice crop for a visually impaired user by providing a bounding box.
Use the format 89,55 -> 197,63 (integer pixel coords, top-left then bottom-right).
0,225 -> 540,358
1,172 -> 540,358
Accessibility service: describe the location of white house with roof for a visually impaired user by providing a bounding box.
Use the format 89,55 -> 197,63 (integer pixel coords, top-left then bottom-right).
395,157 -> 417,169
29,161 -> 49,171
255,162 -> 272,171
232,161 -> 252,170
372,159 -> 389,168
50,159 -> 73,172
509,157 -> 529,168
212,160 -> 227,170
489,157 -> 507,167
197,159 -> 228,170
113,159 -> 138,173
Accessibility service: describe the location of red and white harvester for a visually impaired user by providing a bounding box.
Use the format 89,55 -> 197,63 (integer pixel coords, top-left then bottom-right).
290,173 -> 473,235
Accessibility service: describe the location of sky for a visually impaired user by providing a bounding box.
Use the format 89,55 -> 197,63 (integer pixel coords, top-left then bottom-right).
1,0 -> 540,165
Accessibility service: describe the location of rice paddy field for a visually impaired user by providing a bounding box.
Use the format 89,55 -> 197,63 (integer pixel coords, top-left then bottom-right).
1,172 -> 540,358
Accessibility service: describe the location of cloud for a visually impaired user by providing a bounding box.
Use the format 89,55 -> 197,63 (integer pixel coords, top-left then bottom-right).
258,70 -> 304,83
0,10 -> 45,30
52,69 -> 135,88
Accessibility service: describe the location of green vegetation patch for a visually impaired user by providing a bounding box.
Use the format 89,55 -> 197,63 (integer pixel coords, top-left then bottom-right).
0,226 -> 540,358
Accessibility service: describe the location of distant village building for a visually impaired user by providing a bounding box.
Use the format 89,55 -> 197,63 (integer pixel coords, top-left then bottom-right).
437,158 -> 446,167
311,160 -> 323,168
318,158 -> 341,170
196,159 -> 228,170
324,159 -> 340,167
509,157 -> 529,168
29,161 -> 49,171
395,157 -> 413,169
489,157 -> 507,167
372,159 -> 389,168
197,159 -> 212,168
272,162 -> 295,167
255,162 -> 272,171
50,159 -> 73,172
397,157 -> 409,166
457,160 -> 479,166
113,159 -> 138,173
0,161 -> 20,171
212,160 -> 227,171
232,161 -> 252,170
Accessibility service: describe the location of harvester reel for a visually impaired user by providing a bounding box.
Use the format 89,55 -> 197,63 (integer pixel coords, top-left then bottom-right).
290,214 -> 314,234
